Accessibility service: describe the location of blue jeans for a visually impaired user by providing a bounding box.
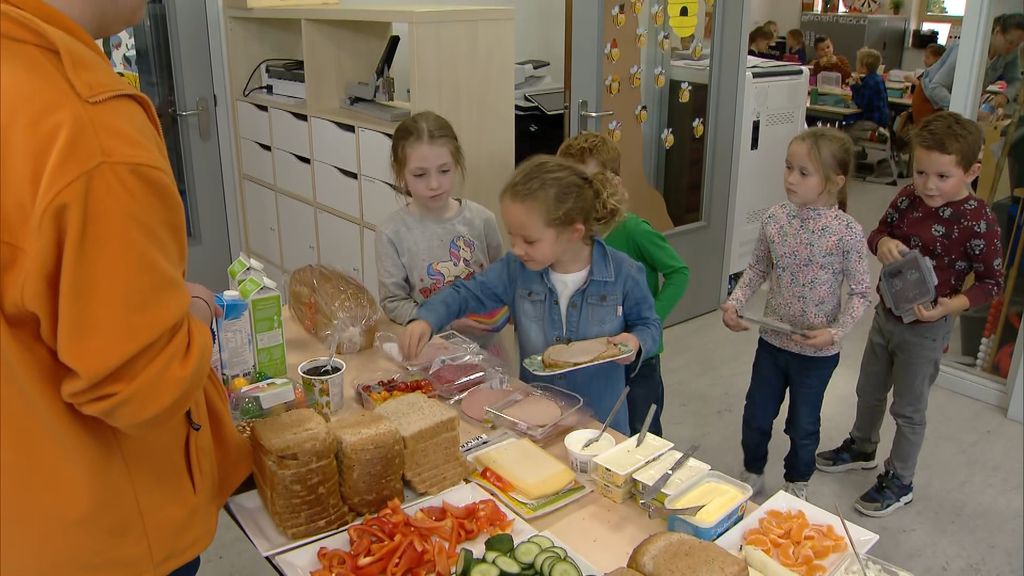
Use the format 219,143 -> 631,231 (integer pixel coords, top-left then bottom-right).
169,557 -> 201,576
742,339 -> 839,482
626,355 -> 664,436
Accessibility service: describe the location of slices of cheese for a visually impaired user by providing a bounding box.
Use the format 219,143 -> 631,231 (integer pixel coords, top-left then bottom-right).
475,438 -> 575,500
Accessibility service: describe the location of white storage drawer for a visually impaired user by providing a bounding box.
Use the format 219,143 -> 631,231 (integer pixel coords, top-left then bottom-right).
362,227 -> 379,301
357,128 -> 395,185
313,161 -> 360,217
276,194 -> 318,271
311,118 -> 358,172
316,210 -> 362,280
360,176 -> 404,227
236,101 -> 271,144
239,139 -> 274,184
270,108 -> 310,157
273,149 -> 313,199
242,180 -> 281,266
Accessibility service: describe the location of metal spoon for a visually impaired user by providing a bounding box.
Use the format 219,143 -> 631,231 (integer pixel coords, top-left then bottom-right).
320,316 -> 343,374
835,503 -> 868,576
581,386 -> 630,450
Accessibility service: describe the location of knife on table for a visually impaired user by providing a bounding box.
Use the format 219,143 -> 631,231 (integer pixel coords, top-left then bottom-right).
640,443 -> 700,506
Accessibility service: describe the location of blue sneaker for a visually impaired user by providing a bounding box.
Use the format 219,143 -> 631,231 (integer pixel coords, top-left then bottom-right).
854,470 -> 914,517
816,437 -> 877,472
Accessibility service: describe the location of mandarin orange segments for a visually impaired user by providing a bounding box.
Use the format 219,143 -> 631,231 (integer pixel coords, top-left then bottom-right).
742,509 -> 848,576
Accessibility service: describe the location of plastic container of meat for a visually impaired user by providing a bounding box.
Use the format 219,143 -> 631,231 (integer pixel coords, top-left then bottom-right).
484,383 -> 584,441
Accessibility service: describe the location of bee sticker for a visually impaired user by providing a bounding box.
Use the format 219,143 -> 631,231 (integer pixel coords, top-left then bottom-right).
661,128 -> 675,149
651,3 -> 665,27
605,74 -> 621,95
605,38 -> 621,63
667,0 -> 699,38
608,120 -> 624,142
629,65 -> 643,88
692,117 -> 705,139
611,4 -> 626,28
678,82 -> 691,103
654,66 -> 666,88
658,31 -> 672,53
631,0 -> 644,15
635,104 -> 649,124
636,27 -> 648,48
692,41 -> 704,59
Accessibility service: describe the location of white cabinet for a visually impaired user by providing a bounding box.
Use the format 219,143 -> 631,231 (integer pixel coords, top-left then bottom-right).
240,139 -> 274,184
357,128 -> 395,185
362,227 -> 379,300
270,108 -> 310,157
316,210 -> 362,280
361,176 -> 404,227
313,161 -> 360,217
311,118 -> 358,172
236,101 -> 271,144
277,193 -> 318,270
242,180 -> 281,266
273,149 -> 314,199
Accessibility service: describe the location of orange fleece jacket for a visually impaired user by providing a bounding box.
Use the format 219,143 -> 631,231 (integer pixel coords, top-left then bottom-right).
0,1 -> 251,574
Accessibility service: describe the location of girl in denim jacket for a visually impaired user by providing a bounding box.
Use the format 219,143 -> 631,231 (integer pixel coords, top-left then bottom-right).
400,156 -> 662,434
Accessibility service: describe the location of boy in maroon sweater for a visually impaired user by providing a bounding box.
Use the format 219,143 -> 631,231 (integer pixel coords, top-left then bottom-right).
816,112 -> 1004,517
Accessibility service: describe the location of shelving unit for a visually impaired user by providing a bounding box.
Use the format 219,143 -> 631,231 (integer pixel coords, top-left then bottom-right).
222,4 -> 514,299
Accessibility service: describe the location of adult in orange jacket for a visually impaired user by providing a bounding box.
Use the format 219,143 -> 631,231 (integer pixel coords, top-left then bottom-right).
0,1 -> 252,575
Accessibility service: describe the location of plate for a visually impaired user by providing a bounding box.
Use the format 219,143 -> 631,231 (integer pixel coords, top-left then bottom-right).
535,530 -> 601,575
272,483 -> 534,576
715,490 -> 879,575
522,343 -> 633,376
226,485 -> 428,557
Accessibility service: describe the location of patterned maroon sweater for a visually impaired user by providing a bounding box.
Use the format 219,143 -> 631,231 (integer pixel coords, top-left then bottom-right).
868,185 -> 1004,309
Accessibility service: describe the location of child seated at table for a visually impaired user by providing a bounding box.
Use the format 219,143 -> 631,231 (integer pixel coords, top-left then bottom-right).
849,47 -> 890,128
748,26 -> 776,59
893,44 -> 946,153
784,29 -> 808,64
811,36 -> 852,83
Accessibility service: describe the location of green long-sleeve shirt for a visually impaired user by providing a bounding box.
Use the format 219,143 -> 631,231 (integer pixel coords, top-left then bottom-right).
604,212 -> 690,354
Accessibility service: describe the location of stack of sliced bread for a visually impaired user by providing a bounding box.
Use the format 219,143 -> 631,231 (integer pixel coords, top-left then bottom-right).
375,392 -> 471,494
251,409 -> 354,539
624,532 -> 748,576
328,411 -> 405,515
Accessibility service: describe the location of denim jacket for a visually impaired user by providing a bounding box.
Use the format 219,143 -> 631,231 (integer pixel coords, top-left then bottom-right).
416,238 -> 662,434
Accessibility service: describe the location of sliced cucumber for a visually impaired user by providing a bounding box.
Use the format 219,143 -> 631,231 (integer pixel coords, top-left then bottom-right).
546,547 -> 567,560
484,550 -> 504,564
541,556 -> 560,576
485,533 -> 515,555
457,548 -> 475,576
548,560 -> 582,576
471,563 -> 502,576
527,534 -> 555,549
512,541 -> 543,566
532,550 -> 560,573
493,555 -> 522,575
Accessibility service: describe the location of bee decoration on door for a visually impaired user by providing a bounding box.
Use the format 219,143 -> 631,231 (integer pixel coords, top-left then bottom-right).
692,117 -> 705,139
692,41 -> 704,59
651,3 -> 665,27
667,0 -> 699,38
661,128 -> 675,149
658,31 -> 672,53
605,38 -> 621,63
635,104 -> 649,125
611,3 -> 627,28
608,120 -> 624,142
631,0 -> 644,16
629,65 -> 642,88
678,82 -> 691,103
636,27 -> 648,48
653,66 -> 666,88
605,74 -> 621,95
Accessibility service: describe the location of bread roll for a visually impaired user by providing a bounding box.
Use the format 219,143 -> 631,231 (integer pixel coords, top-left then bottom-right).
627,532 -> 748,576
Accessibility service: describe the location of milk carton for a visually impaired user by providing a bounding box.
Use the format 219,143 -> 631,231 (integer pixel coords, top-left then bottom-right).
238,275 -> 286,378
227,253 -> 266,290
215,290 -> 256,389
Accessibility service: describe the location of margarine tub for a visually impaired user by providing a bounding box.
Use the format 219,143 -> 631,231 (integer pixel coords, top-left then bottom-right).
665,471 -> 752,541
632,450 -> 711,503
591,433 -> 674,487
593,476 -> 634,504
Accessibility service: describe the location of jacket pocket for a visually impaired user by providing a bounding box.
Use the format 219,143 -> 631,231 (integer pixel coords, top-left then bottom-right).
583,292 -> 622,334
185,407 -> 204,495
516,288 -> 547,323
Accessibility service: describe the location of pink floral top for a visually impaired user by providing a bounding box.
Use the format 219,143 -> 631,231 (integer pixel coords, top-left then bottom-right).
727,202 -> 872,357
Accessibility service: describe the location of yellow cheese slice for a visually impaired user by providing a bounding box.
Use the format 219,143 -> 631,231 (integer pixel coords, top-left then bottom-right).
475,438 -> 575,500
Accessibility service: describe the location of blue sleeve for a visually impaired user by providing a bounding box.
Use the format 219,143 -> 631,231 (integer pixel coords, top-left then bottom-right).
415,252 -> 518,333
620,258 -> 663,363
922,42 -> 957,110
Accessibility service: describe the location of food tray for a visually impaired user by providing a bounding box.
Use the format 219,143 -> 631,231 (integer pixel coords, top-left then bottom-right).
375,330 -> 478,371
484,383 -> 584,440
522,343 -> 633,376
429,352 -> 508,399
355,370 -> 436,408
879,250 -> 937,317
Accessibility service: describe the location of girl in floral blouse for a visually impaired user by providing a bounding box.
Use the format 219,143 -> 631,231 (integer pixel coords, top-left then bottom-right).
720,128 -> 872,501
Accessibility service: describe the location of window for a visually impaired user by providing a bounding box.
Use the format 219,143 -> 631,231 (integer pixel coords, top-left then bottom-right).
924,0 -> 966,17
919,0 -> 963,46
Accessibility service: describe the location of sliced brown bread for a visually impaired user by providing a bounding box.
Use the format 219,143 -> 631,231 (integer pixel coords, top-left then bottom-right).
541,337 -> 622,370
626,532 -> 747,576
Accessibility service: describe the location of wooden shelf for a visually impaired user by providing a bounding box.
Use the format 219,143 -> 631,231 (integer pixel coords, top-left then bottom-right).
226,6 -> 512,23
309,106 -> 400,134
239,93 -> 308,115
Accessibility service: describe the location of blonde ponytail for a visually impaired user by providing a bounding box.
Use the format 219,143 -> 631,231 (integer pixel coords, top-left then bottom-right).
589,170 -> 626,235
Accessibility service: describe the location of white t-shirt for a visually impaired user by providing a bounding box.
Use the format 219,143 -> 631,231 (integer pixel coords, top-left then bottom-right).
548,266 -> 590,334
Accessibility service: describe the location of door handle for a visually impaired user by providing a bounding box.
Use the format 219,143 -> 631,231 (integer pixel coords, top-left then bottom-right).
172,96 -> 210,141
577,99 -> 613,134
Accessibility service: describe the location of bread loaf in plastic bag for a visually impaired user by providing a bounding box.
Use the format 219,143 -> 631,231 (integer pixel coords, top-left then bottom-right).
287,265 -> 381,353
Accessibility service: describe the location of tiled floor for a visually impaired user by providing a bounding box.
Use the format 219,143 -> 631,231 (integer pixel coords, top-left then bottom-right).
199,179 -> 1024,575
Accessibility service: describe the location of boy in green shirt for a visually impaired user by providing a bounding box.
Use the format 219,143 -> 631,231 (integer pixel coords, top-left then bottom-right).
557,134 -> 690,435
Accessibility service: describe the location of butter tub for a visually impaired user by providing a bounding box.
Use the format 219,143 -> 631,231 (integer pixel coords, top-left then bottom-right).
591,433 -> 673,488
665,471 -> 752,541
593,476 -> 635,504
632,450 -> 711,503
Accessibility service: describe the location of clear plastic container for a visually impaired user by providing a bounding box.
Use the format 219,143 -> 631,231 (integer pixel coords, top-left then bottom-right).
374,330 -> 478,371
428,351 -> 508,399
879,250 -> 938,320
230,378 -> 315,436
817,71 -> 843,92
355,369 -> 436,408
835,553 -> 914,576
484,383 -> 584,441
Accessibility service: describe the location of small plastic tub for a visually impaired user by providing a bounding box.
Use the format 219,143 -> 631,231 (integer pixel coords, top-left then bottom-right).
835,553 -> 914,576
564,429 -> 617,476
593,476 -> 634,504
590,433 -> 674,488
665,471 -> 753,541
632,450 -> 711,504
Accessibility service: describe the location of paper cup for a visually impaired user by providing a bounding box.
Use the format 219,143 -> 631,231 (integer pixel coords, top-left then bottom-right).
298,357 -> 346,421
564,429 -> 616,476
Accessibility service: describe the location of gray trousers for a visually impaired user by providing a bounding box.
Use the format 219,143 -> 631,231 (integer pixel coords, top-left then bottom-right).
850,304 -> 952,484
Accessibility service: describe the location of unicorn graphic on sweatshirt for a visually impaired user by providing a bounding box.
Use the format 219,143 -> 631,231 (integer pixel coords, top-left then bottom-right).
419,234 -> 478,298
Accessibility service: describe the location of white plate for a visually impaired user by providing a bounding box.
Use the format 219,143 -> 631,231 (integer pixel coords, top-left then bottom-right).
537,530 -> 601,575
715,490 -> 879,575
226,486 -> 428,557
522,343 -> 633,376
273,483 -> 535,576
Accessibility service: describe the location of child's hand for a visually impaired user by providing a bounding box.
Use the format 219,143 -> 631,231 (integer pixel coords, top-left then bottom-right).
793,328 -> 835,349
720,303 -> 750,332
450,317 -> 492,334
608,333 -> 640,364
913,297 -> 958,322
876,237 -> 909,264
400,320 -> 434,361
